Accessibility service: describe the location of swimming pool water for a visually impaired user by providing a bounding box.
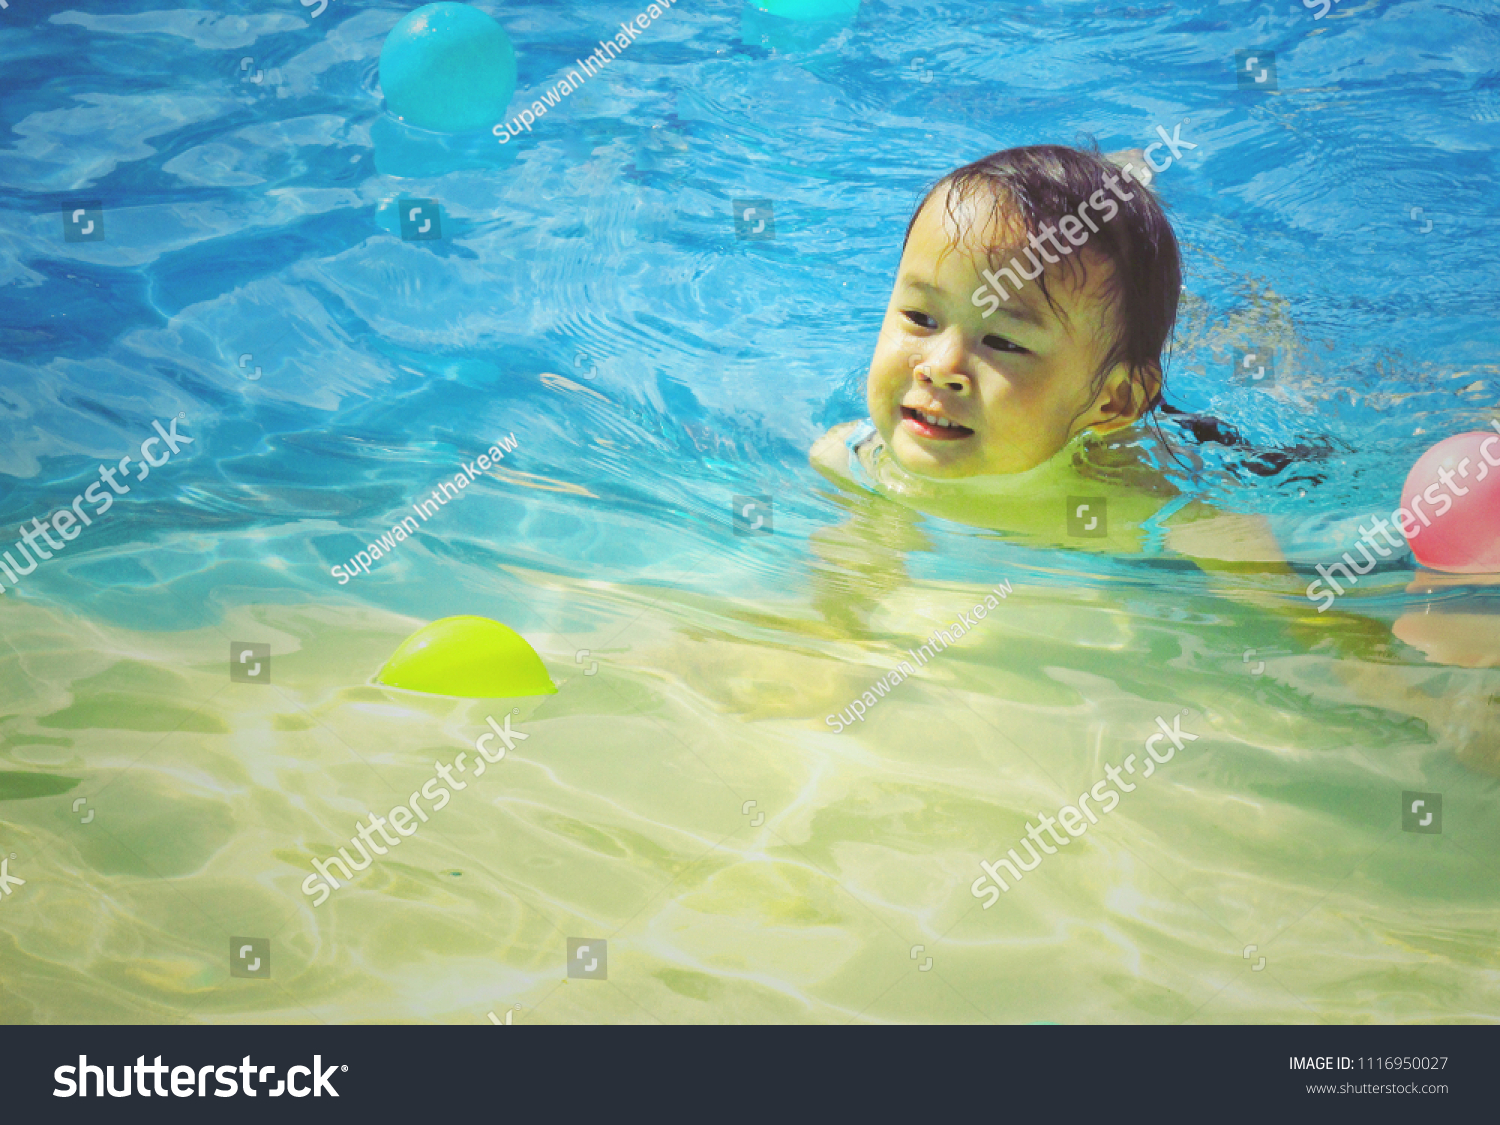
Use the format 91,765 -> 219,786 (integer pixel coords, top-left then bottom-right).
0,0 -> 1497,1024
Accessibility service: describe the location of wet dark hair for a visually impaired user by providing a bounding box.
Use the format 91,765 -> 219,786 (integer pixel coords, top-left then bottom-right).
902,142 -> 1182,423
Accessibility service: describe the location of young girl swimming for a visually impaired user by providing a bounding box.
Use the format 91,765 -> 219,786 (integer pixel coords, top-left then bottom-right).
806,144 -> 1497,736
812,142 -> 1284,565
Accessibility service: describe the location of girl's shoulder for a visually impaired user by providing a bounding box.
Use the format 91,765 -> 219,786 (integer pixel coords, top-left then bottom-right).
810,420 -> 878,488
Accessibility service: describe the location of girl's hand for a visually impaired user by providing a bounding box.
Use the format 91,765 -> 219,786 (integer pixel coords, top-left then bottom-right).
1392,570 -> 1500,669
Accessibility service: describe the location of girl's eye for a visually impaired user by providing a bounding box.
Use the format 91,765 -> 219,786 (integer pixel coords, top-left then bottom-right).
902,310 -> 937,330
983,334 -> 1029,354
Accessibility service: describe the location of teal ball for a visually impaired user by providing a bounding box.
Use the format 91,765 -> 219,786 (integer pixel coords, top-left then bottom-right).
750,0 -> 859,20
379,3 -> 516,134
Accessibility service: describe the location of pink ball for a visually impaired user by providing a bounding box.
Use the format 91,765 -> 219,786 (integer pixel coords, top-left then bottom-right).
1399,429 -> 1500,573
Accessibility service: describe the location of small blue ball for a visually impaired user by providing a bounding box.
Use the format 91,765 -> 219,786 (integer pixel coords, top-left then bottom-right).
379,3 -> 516,134
750,0 -> 859,21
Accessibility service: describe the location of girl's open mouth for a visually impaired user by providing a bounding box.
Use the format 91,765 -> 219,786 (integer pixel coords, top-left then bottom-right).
901,406 -> 975,440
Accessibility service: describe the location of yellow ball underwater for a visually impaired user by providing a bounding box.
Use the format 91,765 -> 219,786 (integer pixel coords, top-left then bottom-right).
378,615 -> 557,698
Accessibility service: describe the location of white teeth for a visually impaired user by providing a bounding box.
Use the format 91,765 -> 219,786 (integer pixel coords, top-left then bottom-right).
917,409 -> 957,429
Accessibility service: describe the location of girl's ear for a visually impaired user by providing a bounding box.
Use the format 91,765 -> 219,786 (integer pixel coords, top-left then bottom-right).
1133,362 -> 1163,415
1081,362 -> 1160,436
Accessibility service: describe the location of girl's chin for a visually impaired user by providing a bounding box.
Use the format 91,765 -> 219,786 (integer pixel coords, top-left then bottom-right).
889,434 -> 981,479
888,432 -> 1058,480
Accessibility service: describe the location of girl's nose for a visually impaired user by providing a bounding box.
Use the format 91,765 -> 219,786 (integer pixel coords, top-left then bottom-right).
914,359 -> 971,394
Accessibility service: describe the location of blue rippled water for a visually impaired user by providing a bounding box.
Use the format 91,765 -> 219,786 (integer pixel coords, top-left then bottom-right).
3,0 -> 1497,628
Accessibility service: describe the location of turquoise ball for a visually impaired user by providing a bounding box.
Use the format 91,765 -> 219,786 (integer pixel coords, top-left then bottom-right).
379,3 -> 516,134
750,0 -> 859,20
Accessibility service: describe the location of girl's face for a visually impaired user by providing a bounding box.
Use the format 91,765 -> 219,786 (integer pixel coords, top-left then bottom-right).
867,186 -> 1145,479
